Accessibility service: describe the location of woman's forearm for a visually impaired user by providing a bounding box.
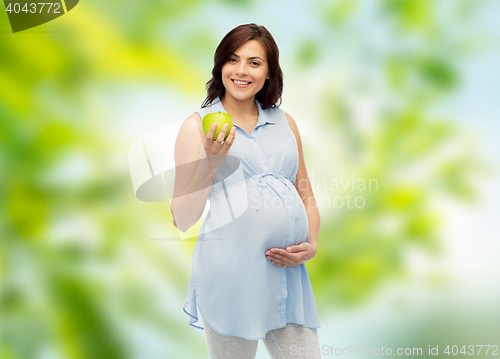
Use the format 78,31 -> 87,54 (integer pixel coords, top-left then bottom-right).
304,195 -> 320,258
171,159 -> 214,232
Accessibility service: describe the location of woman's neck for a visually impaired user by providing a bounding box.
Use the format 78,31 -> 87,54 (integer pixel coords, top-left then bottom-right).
220,95 -> 258,120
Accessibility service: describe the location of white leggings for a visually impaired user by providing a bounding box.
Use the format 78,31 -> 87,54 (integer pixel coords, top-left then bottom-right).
201,315 -> 322,359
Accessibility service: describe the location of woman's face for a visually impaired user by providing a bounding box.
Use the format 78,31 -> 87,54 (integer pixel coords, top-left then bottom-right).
221,39 -> 270,103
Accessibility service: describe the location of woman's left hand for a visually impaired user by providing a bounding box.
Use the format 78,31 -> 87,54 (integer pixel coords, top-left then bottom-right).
265,242 -> 317,268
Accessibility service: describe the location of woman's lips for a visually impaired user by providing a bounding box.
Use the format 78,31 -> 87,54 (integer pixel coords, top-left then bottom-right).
231,79 -> 251,88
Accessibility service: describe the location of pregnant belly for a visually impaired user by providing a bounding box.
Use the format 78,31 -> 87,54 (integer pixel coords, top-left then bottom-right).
194,183 -> 309,297
246,186 -> 291,250
199,181 -> 308,257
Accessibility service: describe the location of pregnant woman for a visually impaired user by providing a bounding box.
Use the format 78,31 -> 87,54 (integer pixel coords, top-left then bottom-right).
171,23 -> 322,359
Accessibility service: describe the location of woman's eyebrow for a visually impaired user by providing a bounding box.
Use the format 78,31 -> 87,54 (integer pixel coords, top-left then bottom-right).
231,54 -> 265,61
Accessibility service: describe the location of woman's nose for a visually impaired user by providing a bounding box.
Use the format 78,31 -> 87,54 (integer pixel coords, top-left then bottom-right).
235,63 -> 248,76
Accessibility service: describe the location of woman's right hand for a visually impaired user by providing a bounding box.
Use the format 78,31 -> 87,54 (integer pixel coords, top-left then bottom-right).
203,122 -> 236,176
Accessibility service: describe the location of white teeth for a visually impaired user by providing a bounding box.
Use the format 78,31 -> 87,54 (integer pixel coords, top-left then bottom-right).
233,80 -> 250,85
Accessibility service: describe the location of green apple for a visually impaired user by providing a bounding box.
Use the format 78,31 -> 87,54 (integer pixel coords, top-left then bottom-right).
202,112 -> 233,141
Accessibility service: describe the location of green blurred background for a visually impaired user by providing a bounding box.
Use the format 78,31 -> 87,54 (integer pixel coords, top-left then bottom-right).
1,0 -> 499,358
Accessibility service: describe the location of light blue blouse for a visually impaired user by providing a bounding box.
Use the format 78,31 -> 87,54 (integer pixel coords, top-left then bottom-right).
182,97 -> 321,340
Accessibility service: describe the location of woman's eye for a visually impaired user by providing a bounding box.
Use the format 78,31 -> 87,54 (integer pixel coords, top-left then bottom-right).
251,62 -> 260,66
228,58 -> 237,63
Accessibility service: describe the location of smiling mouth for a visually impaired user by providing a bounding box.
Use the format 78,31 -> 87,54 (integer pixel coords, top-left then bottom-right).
232,79 -> 251,85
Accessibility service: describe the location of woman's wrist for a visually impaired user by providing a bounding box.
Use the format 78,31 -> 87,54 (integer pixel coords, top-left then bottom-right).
306,242 -> 317,262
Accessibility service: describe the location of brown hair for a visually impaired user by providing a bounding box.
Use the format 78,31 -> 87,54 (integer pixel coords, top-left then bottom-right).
202,23 -> 283,110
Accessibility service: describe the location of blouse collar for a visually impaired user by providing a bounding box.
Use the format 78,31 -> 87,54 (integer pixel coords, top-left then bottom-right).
209,97 -> 276,129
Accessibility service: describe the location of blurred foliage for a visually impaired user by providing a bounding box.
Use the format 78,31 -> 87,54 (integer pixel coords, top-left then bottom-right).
0,0 -> 495,357
383,0 -> 435,32
323,0 -> 359,27
296,40 -> 321,68
304,0 -> 487,308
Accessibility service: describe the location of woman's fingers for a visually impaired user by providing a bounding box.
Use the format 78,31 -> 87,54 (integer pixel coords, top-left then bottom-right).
269,252 -> 290,262
204,124 -> 234,165
215,123 -> 228,144
267,251 -> 291,266
266,246 -> 311,267
223,126 -> 236,147
271,257 -> 293,267
204,122 -> 218,146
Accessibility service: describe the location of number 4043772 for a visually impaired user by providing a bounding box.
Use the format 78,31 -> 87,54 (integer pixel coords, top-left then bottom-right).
444,345 -> 498,356
5,3 -> 62,14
